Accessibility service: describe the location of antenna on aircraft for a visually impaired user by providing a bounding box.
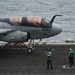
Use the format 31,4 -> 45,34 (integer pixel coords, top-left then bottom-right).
49,15 -> 62,28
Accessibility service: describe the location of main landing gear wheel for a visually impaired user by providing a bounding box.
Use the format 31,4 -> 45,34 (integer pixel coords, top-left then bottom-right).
27,48 -> 32,53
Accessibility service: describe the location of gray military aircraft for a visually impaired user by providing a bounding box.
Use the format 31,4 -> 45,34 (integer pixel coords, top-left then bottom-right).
0,15 -> 62,52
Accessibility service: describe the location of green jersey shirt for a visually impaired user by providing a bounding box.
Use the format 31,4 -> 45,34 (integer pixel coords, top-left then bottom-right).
68,50 -> 74,57
45,50 -> 52,60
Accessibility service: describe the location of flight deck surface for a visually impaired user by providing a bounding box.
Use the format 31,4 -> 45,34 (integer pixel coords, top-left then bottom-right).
0,43 -> 75,75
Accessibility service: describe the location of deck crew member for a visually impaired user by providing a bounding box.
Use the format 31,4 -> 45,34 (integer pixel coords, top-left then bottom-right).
68,48 -> 74,67
45,48 -> 53,69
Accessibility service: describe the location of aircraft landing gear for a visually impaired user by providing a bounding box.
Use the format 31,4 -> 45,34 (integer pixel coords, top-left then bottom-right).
26,40 -> 35,53
27,48 -> 32,53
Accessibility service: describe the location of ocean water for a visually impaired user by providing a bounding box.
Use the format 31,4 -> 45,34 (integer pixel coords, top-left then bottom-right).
0,0 -> 75,42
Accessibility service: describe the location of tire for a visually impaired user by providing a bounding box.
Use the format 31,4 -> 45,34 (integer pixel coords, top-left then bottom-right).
27,48 -> 32,53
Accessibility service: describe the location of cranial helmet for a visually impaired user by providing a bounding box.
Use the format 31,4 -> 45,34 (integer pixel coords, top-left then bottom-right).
69,48 -> 72,51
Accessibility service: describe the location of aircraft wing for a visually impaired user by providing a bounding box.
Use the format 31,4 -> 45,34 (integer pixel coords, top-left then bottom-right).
0,41 -> 8,47
0,29 -> 14,34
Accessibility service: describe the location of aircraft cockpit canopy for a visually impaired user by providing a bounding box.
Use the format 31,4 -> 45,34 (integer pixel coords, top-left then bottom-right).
10,16 -> 49,27
0,16 -> 50,28
41,18 -> 50,27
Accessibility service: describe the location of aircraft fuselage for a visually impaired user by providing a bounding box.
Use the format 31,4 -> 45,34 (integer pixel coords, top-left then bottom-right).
0,15 -> 62,43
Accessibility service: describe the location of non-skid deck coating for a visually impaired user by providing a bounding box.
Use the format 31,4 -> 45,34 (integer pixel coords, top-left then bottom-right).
0,43 -> 75,75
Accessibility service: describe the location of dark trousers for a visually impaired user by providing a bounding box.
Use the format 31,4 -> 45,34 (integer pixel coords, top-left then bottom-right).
47,60 -> 53,69
69,57 -> 74,67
